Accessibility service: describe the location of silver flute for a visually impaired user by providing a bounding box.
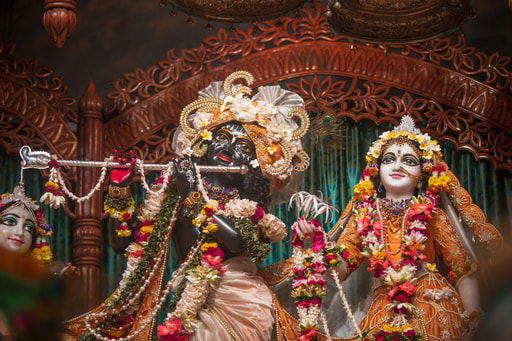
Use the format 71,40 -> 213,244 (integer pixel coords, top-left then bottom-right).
19,145 -> 248,174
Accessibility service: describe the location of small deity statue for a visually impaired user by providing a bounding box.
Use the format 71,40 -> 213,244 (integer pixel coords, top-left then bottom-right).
0,184 -> 53,264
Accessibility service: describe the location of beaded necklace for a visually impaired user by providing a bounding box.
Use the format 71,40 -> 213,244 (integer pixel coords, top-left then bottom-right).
201,177 -> 239,204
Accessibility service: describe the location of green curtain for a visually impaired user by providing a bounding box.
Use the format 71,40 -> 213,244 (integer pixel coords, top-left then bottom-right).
1,118 -> 511,301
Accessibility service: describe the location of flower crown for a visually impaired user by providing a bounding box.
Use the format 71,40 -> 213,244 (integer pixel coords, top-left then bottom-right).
365,115 -> 442,173
1,185 -> 53,264
173,71 -> 311,193
356,115 -> 450,196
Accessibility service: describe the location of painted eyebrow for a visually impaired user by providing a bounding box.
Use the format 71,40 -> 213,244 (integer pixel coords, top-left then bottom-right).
236,136 -> 253,143
1,213 -> 21,219
402,153 -> 420,160
216,129 -> 233,136
383,152 -> 418,159
1,213 -> 35,224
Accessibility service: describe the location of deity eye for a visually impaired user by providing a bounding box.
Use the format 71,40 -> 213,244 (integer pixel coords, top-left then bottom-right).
0,216 -> 17,226
382,154 -> 396,164
214,132 -> 230,142
24,221 -> 36,234
402,155 -> 419,166
235,136 -> 255,155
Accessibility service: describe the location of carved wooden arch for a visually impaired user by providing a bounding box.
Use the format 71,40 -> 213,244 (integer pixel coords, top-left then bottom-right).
0,41 -> 78,164
103,1 -> 512,173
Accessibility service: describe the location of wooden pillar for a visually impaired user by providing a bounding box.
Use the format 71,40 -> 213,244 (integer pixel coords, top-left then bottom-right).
74,81 -> 104,310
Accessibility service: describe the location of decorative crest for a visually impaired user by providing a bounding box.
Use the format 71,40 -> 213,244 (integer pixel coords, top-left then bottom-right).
0,185 -> 38,212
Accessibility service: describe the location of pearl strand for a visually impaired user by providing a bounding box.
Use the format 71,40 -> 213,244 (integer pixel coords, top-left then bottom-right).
55,156 -> 112,202
319,310 -> 332,341
330,268 -> 362,337
136,158 -> 173,194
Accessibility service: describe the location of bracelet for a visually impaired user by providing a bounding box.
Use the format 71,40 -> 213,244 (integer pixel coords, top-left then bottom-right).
109,185 -> 131,200
183,191 -> 201,210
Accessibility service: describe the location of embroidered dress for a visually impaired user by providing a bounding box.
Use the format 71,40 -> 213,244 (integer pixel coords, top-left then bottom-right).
339,207 -> 469,340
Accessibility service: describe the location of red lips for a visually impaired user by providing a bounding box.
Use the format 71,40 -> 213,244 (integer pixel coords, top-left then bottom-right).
9,238 -> 24,244
216,153 -> 233,163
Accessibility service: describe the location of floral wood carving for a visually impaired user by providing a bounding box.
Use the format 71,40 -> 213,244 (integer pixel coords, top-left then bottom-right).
0,39 -> 78,180
103,1 -> 512,172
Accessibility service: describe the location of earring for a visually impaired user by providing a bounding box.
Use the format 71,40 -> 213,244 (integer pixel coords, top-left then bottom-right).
378,186 -> 383,193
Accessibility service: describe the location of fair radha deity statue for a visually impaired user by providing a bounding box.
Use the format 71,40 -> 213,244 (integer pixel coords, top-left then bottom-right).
64,71 -> 311,340
293,116 -> 503,340
0,184 -> 53,264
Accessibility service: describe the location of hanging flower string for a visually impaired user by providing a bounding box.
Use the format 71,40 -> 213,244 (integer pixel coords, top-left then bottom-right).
40,160 -> 66,209
40,155 -> 112,209
157,242 -> 225,340
104,194 -> 135,237
291,220 -> 343,341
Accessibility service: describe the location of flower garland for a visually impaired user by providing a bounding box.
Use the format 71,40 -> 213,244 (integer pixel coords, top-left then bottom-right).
104,193 -> 135,238
156,170 -> 287,341
353,171 -> 437,339
157,242 -> 224,340
291,220 -> 343,341
80,171 -> 176,341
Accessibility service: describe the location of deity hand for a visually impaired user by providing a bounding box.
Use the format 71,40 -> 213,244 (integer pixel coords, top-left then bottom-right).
292,218 -> 318,243
110,150 -> 137,186
107,151 -> 137,254
172,156 -> 197,200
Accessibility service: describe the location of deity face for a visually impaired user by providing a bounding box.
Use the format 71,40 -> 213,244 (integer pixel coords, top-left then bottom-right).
0,204 -> 36,255
206,122 -> 256,168
203,122 -> 256,187
379,142 -> 422,200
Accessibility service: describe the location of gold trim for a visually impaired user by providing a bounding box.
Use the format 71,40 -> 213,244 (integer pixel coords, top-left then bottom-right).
108,185 -> 131,200
183,191 -> 201,210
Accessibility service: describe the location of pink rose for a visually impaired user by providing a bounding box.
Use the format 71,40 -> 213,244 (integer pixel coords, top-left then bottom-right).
356,217 -> 369,234
201,247 -> 224,267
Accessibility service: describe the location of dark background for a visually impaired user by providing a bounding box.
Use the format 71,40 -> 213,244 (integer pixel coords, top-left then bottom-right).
1,0 -> 511,105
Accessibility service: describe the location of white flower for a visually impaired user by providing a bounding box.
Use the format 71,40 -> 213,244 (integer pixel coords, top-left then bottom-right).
361,242 -> 384,258
250,159 -> 260,168
192,111 -> 213,128
266,128 -> 283,143
223,198 -> 258,218
230,97 -> 258,121
182,147 -> 193,156
403,231 -> 427,245
383,264 -> 417,284
268,146 -> 276,155
259,214 -> 286,242
40,192 -> 66,209
361,230 -> 378,244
